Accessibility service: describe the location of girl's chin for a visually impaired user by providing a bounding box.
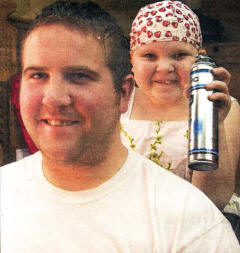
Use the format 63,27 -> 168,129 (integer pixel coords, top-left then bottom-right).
150,93 -> 185,106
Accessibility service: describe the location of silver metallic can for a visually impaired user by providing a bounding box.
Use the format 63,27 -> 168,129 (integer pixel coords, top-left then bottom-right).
188,54 -> 218,171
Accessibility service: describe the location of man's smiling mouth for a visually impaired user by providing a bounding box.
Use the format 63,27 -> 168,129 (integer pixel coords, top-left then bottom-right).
43,119 -> 79,126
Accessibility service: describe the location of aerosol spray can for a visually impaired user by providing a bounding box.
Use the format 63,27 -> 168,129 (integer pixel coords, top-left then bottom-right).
188,50 -> 218,171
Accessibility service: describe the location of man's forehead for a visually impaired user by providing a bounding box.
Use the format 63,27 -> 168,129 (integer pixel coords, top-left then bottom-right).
23,24 -> 104,60
21,24 -> 110,79
25,24 -> 96,46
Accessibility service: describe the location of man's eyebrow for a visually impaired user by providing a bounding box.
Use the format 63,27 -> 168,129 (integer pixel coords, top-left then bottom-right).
23,66 -> 47,74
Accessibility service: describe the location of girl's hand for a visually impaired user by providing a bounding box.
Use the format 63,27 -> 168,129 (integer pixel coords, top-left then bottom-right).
206,67 -> 231,122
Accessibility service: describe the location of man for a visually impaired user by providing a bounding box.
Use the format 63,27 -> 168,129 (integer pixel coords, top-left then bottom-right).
1,1 -> 239,252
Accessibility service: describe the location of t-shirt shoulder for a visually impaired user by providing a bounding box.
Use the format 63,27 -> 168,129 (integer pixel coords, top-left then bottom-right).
1,152 -> 41,179
131,149 -> 224,218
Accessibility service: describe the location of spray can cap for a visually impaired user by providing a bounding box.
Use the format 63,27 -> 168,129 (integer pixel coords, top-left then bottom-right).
195,49 -> 216,66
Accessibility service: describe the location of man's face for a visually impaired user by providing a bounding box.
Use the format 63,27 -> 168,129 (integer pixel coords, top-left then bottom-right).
20,24 -> 124,165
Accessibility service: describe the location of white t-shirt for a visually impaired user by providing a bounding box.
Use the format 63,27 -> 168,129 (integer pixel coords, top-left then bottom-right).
1,150 -> 239,252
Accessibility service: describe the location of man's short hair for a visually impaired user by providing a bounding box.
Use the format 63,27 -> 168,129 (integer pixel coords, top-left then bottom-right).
21,0 -> 131,93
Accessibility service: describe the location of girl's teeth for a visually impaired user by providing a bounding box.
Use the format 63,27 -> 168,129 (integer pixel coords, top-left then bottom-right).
163,80 -> 174,84
155,80 -> 175,84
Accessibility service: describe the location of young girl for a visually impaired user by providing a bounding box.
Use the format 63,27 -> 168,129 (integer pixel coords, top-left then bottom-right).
121,0 -> 240,212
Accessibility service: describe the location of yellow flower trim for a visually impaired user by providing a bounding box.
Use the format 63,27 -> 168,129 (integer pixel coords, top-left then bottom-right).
120,124 -> 136,149
184,129 -> 189,139
121,121 -> 172,171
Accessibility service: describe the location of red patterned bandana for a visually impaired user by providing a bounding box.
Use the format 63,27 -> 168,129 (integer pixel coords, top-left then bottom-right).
130,0 -> 202,51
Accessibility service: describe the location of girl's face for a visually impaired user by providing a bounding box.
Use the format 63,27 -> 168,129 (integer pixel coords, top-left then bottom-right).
131,41 -> 198,105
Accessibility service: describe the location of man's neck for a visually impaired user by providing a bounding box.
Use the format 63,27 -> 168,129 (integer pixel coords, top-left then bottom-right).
41,138 -> 128,191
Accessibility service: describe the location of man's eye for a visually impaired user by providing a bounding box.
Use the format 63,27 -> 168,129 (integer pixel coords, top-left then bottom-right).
66,73 -> 91,84
30,72 -> 47,80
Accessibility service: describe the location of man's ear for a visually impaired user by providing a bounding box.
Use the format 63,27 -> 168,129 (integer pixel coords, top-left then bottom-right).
119,73 -> 135,114
130,52 -> 134,73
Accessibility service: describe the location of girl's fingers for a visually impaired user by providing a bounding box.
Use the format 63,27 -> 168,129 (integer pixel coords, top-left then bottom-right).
206,81 -> 231,107
207,92 -> 231,121
207,92 -> 230,105
206,80 -> 229,95
212,67 -> 231,85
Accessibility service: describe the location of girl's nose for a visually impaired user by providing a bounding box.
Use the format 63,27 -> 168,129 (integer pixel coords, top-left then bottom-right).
156,59 -> 175,73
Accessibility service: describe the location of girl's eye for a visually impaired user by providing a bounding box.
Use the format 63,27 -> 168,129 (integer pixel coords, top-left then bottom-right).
143,53 -> 156,60
174,53 -> 188,60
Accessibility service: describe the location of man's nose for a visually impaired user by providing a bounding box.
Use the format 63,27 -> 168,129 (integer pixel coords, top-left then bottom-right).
42,76 -> 72,107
